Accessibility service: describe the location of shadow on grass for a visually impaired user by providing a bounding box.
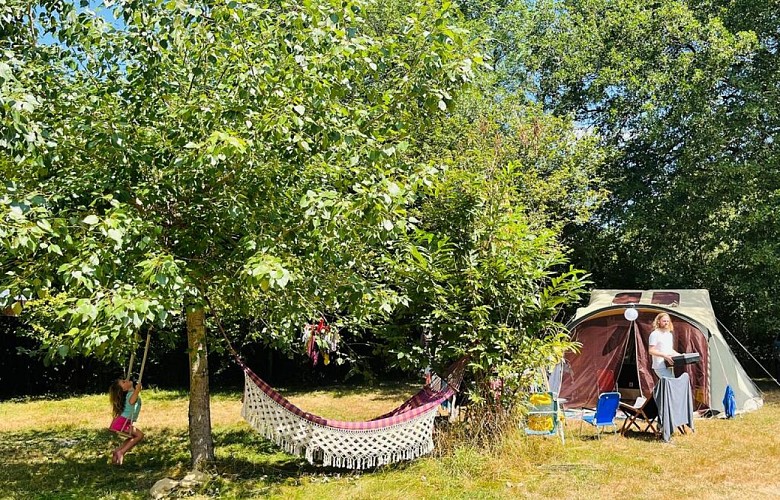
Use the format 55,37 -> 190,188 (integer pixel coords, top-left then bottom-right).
574,429 -> 623,441
619,430 -> 664,442
0,425 -> 378,499
4,391 -> 87,403
210,427 -> 411,477
0,428 -> 168,499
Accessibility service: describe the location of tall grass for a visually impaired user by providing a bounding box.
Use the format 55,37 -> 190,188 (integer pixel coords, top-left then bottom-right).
1,381 -> 778,499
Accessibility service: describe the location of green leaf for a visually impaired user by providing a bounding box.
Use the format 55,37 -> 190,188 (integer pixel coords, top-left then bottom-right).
36,219 -> 52,232
0,61 -> 11,81
409,246 -> 427,268
107,228 -> 123,244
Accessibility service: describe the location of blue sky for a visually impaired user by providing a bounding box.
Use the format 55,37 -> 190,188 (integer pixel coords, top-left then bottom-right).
38,0 -> 124,46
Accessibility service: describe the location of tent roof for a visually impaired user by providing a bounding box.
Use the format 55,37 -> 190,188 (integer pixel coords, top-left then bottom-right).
568,289 -> 720,338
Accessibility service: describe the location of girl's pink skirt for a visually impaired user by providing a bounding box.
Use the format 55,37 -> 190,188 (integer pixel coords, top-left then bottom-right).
109,416 -> 132,434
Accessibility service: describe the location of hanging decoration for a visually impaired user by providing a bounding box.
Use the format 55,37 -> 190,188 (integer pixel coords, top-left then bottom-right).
301,318 -> 341,365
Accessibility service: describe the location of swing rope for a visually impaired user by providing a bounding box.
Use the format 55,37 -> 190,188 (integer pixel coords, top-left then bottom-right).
123,332 -> 151,382
137,332 -> 151,384
124,351 -> 136,381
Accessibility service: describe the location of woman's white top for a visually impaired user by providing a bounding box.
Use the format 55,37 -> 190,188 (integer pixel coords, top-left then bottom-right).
648,329 -> 674,369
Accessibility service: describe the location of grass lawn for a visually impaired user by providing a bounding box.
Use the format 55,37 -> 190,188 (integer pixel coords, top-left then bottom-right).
1,380 -> 778,499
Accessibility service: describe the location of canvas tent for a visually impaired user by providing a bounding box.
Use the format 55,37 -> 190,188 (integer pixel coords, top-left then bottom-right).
559,289 -> 763,415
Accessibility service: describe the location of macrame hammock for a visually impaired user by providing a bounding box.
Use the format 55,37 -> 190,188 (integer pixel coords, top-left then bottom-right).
216,317 -> 467,469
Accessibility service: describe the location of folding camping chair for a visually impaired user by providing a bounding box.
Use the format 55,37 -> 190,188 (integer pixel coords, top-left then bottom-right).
619,395 -> 659,436
581,392 -> 621,438
524,391 -> 565,444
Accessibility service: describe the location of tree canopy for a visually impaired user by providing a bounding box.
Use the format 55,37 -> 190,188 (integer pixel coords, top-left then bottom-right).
2,0 -> 486,350
499,0 -> 780,357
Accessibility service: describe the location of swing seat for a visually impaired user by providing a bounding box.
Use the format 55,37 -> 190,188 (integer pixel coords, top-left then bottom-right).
109,415 -> 133,439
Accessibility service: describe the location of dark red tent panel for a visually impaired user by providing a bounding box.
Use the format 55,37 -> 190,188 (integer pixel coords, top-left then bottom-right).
559,310 -> 709,410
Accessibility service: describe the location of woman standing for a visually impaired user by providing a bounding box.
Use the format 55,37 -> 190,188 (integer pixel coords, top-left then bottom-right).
648,312 -> 680,379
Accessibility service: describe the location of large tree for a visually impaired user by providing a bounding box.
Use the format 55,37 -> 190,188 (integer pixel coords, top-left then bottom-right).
385,98 -> 604,439
0,0 -> 481,467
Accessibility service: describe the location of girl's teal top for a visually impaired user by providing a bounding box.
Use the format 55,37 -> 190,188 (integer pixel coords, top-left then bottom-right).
121,391 -> 142,421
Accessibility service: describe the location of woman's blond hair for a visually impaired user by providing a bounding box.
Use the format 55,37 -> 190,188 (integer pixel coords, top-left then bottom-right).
652,312 -> 674,332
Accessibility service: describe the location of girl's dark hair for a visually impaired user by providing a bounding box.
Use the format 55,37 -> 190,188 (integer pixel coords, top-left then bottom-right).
109,379 -> 127,417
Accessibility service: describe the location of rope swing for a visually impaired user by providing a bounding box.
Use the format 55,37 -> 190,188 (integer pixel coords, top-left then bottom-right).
124,332 -> 151,383
110,331 -> 152,440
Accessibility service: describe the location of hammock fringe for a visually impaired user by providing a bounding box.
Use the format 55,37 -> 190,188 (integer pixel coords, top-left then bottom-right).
239,360 -> 463,470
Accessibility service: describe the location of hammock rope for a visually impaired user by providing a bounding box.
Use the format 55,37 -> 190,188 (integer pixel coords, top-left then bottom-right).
207,298 -> 466,469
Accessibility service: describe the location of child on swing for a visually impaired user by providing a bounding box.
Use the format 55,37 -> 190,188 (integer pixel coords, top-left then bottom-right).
108,378 -> 144,465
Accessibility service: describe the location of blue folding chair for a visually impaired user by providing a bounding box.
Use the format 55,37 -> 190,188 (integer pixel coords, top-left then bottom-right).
581,392 -> 621,438
524,392 -> 565,444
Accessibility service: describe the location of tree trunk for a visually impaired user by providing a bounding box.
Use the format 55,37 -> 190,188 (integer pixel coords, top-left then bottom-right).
187,305 -> 214,468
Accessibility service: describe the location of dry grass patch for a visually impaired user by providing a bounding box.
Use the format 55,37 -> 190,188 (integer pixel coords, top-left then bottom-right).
1,380 -> 778,499
280,382 -> 421,421
0,382 -> 418,434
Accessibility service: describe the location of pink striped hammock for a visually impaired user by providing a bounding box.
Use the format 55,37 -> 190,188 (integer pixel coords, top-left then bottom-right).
237,357 -> 466,469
